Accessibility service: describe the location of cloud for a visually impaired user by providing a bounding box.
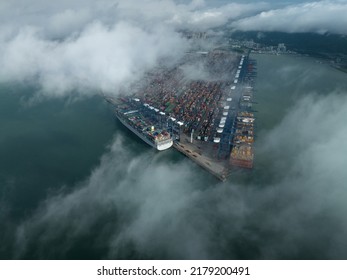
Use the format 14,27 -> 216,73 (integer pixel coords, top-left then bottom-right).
170,2 -> 270,30
178,52 -> 239,81
0,0 -> 270,39
0,0 -> 271,98
13,136 -> 206,259
0,21 -> 187,98
48,9 -> 92,38
5,0 -> 346,99
232,1 -> 347,35
110,0 -> 269,31
0,0 -> 183,98
11,90 -> 347,259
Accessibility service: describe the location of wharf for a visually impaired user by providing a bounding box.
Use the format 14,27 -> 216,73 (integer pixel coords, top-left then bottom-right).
173,136 -> 231,181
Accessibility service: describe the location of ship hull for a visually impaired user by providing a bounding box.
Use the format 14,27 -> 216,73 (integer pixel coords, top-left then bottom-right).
115,114 -> 173,151
230,158 -> 253,169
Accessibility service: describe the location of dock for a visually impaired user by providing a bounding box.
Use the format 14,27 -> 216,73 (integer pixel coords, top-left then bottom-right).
173,140 -> 230,181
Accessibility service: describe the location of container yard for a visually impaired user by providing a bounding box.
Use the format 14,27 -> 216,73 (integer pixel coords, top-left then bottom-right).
105,50 -> 257,180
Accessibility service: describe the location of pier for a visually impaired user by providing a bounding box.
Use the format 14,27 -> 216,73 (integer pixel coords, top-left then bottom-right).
173,138 -> 230,181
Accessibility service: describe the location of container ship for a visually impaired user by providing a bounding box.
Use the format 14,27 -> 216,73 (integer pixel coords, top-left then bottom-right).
230,111 -> 255,169
105,96 -> 173,151
230,145 -> 254,169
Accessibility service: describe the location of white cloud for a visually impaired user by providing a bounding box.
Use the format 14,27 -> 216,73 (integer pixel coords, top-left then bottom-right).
0,19 -> 187,98
8,0 -> 346,99
10,90 -> 347,259
0,0 -> 272,98
232,1 -> 347,35
48,9 -> 92,38
169,2 -> 269,30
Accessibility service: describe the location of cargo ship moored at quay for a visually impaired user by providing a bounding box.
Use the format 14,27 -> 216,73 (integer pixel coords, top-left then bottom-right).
105,96 -> 173,151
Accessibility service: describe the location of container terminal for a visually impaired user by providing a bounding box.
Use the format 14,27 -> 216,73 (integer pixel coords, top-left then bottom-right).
105,50 -> 257,181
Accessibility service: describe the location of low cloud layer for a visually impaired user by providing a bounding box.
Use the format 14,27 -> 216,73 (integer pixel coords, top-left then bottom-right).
1,0 -> 347,97
0,0 -> 266,98
232,1 -> 347,35
11,90 -> 347,259
0,1 -> 191,98
0,23 -> 186,97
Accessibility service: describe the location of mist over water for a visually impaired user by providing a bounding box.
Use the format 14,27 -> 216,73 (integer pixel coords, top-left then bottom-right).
1,54 -> 347,259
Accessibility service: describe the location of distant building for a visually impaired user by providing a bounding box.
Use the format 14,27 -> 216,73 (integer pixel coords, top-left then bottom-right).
277,43 -> 287,53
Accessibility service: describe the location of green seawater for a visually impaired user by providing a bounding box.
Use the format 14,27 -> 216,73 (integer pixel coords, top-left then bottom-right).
0,87 -> 111,217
